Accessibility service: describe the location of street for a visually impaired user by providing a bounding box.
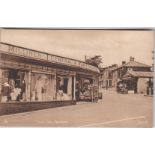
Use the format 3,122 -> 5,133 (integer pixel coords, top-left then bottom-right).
0,90 -> 153,127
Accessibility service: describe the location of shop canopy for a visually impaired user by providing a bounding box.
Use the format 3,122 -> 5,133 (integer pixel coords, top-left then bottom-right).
0,42 -> 100,74
122,71 -> 154,80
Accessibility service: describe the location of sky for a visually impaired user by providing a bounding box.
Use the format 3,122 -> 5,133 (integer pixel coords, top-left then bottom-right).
0,29 -> 154,67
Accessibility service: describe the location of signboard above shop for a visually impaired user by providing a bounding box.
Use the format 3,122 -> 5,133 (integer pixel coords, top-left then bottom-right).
0,42 -> 100,73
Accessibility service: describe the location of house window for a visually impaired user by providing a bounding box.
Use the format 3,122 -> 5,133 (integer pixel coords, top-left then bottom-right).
109,80 -> 112,87
128,68 -> 133,71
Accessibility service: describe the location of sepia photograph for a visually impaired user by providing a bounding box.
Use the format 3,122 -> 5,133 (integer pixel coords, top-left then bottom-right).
0,29 -> 154,127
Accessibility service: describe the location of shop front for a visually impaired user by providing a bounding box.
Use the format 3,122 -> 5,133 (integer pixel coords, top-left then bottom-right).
75,73 -> 99,102
0,55 -> 30,103
122,71 -> 153,94
0,42 -> 100,105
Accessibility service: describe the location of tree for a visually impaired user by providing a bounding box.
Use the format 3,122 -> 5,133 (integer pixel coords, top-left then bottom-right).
85,55 -> 103,68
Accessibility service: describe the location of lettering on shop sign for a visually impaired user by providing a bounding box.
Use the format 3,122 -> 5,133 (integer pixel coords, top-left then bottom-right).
48,55 -> 97,71
0,43 -> 47,60
0,43 -> 99,73
8,45 -> 47,60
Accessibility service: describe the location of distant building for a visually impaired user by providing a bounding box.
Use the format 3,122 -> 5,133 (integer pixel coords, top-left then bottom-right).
99,56 -> 153,94
99,64 -> 118,89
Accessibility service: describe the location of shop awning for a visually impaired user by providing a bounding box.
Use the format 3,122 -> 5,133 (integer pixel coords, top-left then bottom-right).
122,71 -> 154,79
121,76 -> 133,80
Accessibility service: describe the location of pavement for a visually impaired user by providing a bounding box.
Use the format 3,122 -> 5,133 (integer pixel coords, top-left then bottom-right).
0,90 -> 153,127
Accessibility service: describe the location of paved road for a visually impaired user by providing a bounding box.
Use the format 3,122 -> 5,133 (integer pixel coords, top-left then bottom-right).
0,90 -> 153,127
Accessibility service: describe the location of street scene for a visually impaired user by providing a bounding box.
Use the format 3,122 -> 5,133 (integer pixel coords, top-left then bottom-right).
0,29 -> 154,127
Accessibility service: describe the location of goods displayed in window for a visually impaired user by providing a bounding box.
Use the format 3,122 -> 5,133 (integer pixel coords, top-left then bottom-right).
31,73 -> 55,101
0,54 -> 99,103
0,69 -> 28,102
56,76 -> 73,100
76,78 -> 93,100
0,67 -> 98,103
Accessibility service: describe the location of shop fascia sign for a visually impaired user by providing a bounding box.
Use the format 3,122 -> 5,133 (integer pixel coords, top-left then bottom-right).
0,43 -> 47,60
0,43 -> 99,73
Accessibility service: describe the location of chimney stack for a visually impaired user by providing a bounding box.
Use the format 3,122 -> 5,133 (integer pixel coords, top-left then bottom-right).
122,61 -> 126,65
130,56 -> 134,61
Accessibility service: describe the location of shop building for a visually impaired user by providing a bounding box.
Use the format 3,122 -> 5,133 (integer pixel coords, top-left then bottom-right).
0,42 -> 100,104
122,71 -> 153,94
113,57 -> 153,94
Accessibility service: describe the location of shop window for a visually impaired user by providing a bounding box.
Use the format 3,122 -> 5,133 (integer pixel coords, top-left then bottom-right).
31,73 -> 55,102
76,78 -> 93,100
0,69 -> 28,102
56,76 -> 72,100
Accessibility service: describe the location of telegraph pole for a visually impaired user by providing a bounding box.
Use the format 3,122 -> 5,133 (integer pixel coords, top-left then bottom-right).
151,50 -> 154,71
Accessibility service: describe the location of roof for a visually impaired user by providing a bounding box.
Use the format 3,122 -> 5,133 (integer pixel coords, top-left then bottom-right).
123,71 -> 154,78
113,60 -> 151,71
124,61 -> 151,68
100,65 -> 117,72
